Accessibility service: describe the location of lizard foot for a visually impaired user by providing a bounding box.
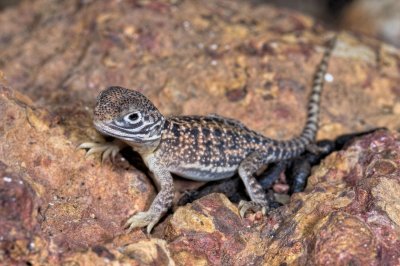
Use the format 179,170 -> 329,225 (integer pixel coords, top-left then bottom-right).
124,210 -> 162,234
306,143 -> 330,154
238,200 -> 269,218
79,141 -> 123,163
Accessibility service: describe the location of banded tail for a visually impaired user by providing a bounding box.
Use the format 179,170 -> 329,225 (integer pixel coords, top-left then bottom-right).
272,35 -> 337,159
299,35 -> 337,143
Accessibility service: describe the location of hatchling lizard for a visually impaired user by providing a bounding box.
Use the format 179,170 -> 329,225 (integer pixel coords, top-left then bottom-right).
80,37 -> 336,233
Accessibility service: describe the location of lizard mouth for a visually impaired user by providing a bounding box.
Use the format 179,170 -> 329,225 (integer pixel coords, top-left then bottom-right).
93,120 -> 160,143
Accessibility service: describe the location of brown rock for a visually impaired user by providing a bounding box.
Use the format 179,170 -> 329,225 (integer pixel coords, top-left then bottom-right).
1,1 -> 400,139
340,0 -> 400,47
120,238 -> 174,265
263,130 -> 400,265
0,160 -> 39,264
0,85 -> 150,264
0,0 -> 400,265
166,193 -> 266,265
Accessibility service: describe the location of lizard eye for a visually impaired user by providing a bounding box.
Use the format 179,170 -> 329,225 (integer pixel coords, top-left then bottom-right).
124,112 -> 141,123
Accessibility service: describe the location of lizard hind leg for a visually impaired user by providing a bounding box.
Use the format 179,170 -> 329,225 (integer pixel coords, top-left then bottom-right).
238,151 -> 271,217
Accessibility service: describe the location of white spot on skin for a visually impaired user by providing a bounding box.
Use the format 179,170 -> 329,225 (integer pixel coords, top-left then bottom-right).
211,60 -> 218,66
325,73 -> 334,82
3,176 -> 12,183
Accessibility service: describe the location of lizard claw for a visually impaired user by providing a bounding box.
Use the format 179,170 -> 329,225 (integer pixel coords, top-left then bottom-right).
238,200 -> 269,218
78,141 -> 122,162
124,210 -> 162,234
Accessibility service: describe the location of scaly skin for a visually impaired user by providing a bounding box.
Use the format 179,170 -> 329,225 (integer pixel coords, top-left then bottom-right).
80,36 -> 336,233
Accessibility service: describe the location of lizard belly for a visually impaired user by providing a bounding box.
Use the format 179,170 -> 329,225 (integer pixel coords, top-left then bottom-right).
170,164 -> 238,182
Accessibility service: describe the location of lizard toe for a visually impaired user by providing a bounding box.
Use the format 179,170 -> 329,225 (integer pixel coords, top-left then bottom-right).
79,141 -> 122,162
238,200 -> 269,217
125,211 -> 161,234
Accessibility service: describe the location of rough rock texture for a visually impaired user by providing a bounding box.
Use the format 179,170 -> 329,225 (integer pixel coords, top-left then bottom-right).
263,129 -> 400,265
1,0 -> 400,265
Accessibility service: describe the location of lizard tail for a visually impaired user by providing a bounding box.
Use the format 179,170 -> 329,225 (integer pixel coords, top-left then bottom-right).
267,35 -> 337,161
298,35 -> 337,144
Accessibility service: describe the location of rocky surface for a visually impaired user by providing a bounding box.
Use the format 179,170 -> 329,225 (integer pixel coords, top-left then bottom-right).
1,0 -> 400,265
165,130 -> 400,265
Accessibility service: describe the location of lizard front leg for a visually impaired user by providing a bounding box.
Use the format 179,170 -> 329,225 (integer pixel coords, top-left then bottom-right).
125,157 -> 174,234
79,139 -> 127,162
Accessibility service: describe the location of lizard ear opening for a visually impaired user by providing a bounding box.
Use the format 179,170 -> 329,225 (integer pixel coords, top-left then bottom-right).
124,112 -> 142,124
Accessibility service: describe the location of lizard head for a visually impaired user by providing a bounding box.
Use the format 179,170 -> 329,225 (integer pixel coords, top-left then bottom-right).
93,86 -> 165,144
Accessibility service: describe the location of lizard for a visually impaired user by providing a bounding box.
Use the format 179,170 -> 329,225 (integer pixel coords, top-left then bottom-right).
80,36 -> 336,234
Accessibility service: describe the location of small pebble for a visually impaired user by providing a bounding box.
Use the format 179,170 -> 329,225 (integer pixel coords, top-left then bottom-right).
325,73 -> 334,82
3,176 -> 12,183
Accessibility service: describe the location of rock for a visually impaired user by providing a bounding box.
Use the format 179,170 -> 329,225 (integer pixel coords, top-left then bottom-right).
1,1 -> 400,139
0,160 -> 39,264
263,129 -> 400,265
0,85 -> 150,264
120,238 -> 174,265
167,130 -> 400,265
0,0 -> 400,265
166,193 -> 267,265
340,0 -> 400,48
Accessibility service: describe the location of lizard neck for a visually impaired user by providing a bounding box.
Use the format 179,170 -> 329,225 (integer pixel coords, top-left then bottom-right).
126,138 -> 161,157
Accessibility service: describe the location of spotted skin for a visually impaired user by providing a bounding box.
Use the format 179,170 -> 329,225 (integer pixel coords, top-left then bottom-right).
157,116 -> 268,180
81,37 -> 336,233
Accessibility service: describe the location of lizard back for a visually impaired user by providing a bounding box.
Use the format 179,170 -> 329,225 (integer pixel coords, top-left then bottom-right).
154,115 -> 272,181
